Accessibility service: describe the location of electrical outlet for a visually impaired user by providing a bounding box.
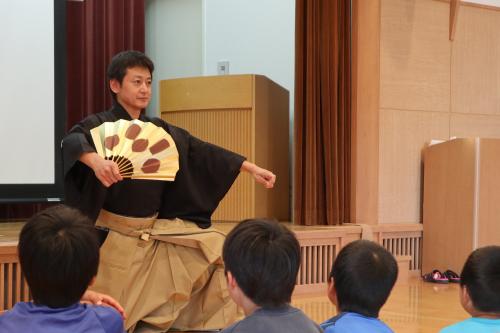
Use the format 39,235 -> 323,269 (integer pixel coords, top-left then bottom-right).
217,60 -> 230,75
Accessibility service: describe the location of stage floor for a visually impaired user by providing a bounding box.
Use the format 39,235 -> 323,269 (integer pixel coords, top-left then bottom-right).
0,222 -> 23,245
0,220 -> 352,244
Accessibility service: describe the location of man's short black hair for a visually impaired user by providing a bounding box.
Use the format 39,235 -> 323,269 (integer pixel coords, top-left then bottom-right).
18,205 -> 100,308
107,50 -> 155,100
330,240 -> 398,317
223,219 -> 300,307
461,245 -> 500,313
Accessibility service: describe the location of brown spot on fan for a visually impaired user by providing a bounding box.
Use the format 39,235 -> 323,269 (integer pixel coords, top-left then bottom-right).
132,139 -> 149,152
104,135 -> 120,150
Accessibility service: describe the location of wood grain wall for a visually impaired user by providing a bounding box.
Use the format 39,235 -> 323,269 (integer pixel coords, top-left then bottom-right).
355,0 -> 500,224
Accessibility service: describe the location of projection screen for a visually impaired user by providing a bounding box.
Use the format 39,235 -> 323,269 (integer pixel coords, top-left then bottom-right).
0,0 -> 65,202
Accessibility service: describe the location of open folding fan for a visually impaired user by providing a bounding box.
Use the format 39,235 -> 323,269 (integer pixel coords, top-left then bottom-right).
90,119 -> 179,181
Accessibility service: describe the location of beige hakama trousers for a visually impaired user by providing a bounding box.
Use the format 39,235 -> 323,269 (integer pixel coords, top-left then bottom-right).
91,210 -> 240,332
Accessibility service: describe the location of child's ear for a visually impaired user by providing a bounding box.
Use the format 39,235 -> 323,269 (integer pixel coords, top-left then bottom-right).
226,271 -> 237,289
460,285 -> 475,315
327,277 -> 338,307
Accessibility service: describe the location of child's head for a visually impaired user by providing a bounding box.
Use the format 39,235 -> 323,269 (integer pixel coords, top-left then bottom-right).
459,246 -> 500,316
328,240 -> 398,318
222,219 -> 300,308
18,205 -> 100,308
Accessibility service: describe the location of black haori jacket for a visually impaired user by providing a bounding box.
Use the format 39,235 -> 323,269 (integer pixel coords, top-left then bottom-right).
62,103 -> 245,228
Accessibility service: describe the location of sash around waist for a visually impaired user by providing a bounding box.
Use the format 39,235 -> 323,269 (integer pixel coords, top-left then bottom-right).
95,209 -> 225,239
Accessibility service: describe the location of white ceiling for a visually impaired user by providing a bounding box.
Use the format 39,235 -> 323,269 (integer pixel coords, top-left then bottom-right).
464,0 -> 500,8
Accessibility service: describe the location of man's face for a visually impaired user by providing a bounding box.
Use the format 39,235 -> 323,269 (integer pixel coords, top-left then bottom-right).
111,66 -> 152,114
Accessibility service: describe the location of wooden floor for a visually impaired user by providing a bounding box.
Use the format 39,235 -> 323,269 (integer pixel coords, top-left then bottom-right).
292,277 -> 468,333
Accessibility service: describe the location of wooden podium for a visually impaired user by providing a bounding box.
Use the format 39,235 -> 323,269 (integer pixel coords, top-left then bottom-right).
423,138 -> 500,273
159,74 -> 290,222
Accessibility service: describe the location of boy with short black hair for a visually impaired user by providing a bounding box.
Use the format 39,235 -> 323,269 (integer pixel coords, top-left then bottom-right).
221,219 -> 322,333
321,240 -> 398,333
0,205 -> 124,333
440,246 -> 500,333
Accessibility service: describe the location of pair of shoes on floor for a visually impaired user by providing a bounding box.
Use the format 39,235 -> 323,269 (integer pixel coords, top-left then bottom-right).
422,269 -> 460,283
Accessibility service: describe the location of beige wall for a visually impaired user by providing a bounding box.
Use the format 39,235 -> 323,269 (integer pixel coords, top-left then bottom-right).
357,0 -> 500,224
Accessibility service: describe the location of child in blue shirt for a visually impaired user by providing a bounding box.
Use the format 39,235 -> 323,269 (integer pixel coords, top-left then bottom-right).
0,205 -> 125,333
320,240 -> 398,333
440,246 -> 500,333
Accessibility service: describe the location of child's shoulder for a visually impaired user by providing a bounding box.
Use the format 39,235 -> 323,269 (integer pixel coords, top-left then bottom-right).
321,312 -> 393,333
0,303 -> 124,333
222,306 -> 321,333
440,318 -> 500,333
0,301 -> 39,318
88,305 -> 124,333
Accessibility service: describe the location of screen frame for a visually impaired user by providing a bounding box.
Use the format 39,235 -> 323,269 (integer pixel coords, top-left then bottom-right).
0,0 -> 66,203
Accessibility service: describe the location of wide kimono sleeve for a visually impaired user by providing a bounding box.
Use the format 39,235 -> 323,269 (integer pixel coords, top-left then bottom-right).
158,121 -> 246,227
61,114 -> 110,222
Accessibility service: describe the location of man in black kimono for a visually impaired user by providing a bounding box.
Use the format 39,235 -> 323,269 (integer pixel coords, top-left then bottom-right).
62,51 -> 276,332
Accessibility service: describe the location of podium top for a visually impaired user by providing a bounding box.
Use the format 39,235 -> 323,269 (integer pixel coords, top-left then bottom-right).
426,137 -> 500,150
159,74 -> 288,112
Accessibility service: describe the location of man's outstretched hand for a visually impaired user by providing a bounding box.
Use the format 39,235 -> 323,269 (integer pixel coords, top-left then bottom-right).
240,161 -> 276,189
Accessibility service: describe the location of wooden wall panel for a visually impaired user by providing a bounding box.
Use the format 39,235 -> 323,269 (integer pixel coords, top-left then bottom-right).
353,0 -> 500,226
351,0 -> 380,225
379,109 -> 449,223
0,245 -> 30,311
450,114 -> 500,138
451,5 -> 500,115
380,0 -> 450,112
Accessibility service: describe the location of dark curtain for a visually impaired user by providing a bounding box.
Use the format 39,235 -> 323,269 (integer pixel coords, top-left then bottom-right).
294,0 -> 351,226
0,0 -> 145,220
66,0 -> 146,128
